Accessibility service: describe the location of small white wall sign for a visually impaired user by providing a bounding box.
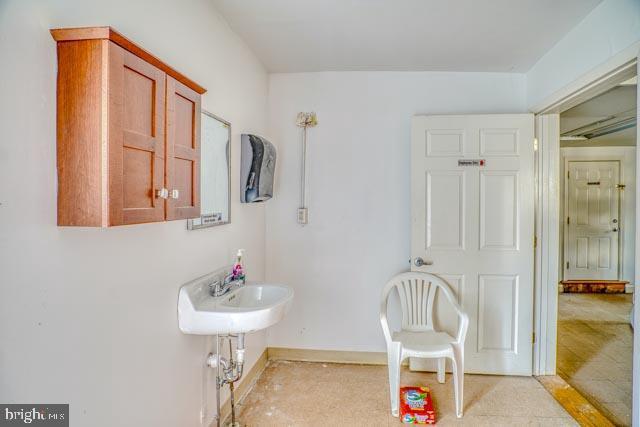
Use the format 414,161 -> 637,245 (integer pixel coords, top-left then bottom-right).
458,159 -> 486,167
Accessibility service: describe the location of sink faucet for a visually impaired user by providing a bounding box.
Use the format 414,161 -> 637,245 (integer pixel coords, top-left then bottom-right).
209,273 -> 243,297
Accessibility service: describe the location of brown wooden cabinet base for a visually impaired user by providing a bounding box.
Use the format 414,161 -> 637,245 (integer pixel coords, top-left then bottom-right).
52,27 -> 204,227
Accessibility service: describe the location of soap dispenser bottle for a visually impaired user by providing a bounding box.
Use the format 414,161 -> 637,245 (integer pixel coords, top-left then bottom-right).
232,249 -> 246,284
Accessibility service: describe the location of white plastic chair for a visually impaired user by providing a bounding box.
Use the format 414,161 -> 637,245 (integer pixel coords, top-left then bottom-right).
380,272 -> 469,418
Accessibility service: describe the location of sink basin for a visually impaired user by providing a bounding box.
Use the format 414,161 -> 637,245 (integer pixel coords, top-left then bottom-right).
178,269 -> 293,335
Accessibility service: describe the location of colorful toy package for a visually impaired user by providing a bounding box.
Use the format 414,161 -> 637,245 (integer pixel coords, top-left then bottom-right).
399,386 -> 436,424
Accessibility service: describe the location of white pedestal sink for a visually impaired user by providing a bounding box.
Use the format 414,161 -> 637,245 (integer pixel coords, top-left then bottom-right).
178,268 -> 293,335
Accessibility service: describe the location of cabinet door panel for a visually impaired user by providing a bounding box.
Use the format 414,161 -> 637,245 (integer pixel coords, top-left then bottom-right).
108,43 -> 166,225
166,76 -> 200,220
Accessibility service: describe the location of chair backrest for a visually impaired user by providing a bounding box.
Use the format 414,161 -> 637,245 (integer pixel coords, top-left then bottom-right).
382,271 -> 458,332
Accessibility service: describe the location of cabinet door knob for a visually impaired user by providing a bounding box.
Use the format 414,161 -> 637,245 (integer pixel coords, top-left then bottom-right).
170,189 -> 180,199
156,188 -> 169,199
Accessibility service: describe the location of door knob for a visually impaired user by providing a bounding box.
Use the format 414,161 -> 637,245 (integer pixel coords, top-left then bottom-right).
414,257 -> 433,267
156,188 -> 169,199
613,228 -> 619,232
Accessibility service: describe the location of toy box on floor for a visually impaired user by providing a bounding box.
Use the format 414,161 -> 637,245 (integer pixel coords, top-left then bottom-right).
400,386 -> 436,424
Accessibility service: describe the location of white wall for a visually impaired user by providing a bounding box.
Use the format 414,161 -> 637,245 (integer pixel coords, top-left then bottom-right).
265,71 -> 526,352
526,0 -> 640,110
0,1 -> 268,426
559,147 -> 636,286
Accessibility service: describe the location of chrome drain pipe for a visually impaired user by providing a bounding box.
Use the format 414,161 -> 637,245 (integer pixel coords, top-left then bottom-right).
207,333 -> 246,427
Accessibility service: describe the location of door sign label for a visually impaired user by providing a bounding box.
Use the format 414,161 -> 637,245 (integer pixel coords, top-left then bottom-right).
458,159 -> 485,167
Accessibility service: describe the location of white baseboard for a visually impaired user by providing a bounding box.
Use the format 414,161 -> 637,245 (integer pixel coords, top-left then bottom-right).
267,347 -> 390,365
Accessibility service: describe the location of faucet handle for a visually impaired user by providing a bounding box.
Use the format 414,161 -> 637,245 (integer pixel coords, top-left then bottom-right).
209,280 -> 221,296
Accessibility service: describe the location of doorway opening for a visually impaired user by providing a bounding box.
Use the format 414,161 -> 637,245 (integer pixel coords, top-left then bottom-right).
555,79 -> 637,426
532,53 -> 638,425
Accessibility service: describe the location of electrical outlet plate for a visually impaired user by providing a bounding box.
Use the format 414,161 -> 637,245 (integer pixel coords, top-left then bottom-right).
297,208 -> 308,224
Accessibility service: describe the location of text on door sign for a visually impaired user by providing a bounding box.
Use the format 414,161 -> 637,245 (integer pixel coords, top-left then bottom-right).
458,159 -> 485,167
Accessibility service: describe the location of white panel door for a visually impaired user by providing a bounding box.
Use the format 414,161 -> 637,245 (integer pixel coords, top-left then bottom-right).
565,161 -> 620,280
411,114 -> 534,375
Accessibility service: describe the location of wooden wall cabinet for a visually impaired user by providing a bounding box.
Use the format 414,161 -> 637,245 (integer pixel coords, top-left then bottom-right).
51,27 -> 205,226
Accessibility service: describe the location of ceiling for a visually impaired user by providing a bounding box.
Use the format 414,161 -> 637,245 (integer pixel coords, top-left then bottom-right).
560,84 -> 637,147
212,0 -> 602,73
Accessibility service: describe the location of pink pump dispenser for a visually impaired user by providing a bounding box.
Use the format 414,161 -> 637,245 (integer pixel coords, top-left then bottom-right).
232,249 -> 246,283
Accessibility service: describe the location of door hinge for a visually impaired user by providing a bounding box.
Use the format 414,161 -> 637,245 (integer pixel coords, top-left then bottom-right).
532,332 -> 536,344
567,171 -> 570,179
566,261 -> 569,269
534,236 -> 537,248
566,217 -> 570,225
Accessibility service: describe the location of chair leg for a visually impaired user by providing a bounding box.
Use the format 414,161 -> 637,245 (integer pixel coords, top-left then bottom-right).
387,343 -> 402,417
437,358 -> 446,383
451,346 -> 464,418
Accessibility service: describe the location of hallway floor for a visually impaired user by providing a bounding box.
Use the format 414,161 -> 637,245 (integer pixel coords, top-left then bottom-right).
557,293 -> 633,426
235,360 -> 576,426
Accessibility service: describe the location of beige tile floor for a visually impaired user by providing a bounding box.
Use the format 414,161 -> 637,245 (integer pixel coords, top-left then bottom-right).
234,360 -> 577,426
557,293 -> 633,426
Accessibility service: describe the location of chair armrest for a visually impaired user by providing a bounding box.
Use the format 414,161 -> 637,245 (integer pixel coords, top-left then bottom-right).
438,285 -> 469,344
379,288 -> 393,345
455,310 -> 469,344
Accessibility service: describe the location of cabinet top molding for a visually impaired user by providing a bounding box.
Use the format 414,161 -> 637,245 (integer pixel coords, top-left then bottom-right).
50,26 -> 207,94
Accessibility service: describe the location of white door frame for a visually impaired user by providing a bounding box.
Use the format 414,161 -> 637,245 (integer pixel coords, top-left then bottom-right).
532,42 -> 639,425
533,113 -> 561,376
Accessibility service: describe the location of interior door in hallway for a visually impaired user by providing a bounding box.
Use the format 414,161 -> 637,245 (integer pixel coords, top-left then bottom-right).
411,114 -> 534,375
565,160 -> 620,280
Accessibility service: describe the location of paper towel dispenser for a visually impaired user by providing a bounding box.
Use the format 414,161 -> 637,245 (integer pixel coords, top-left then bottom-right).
240,134 -> 276,203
